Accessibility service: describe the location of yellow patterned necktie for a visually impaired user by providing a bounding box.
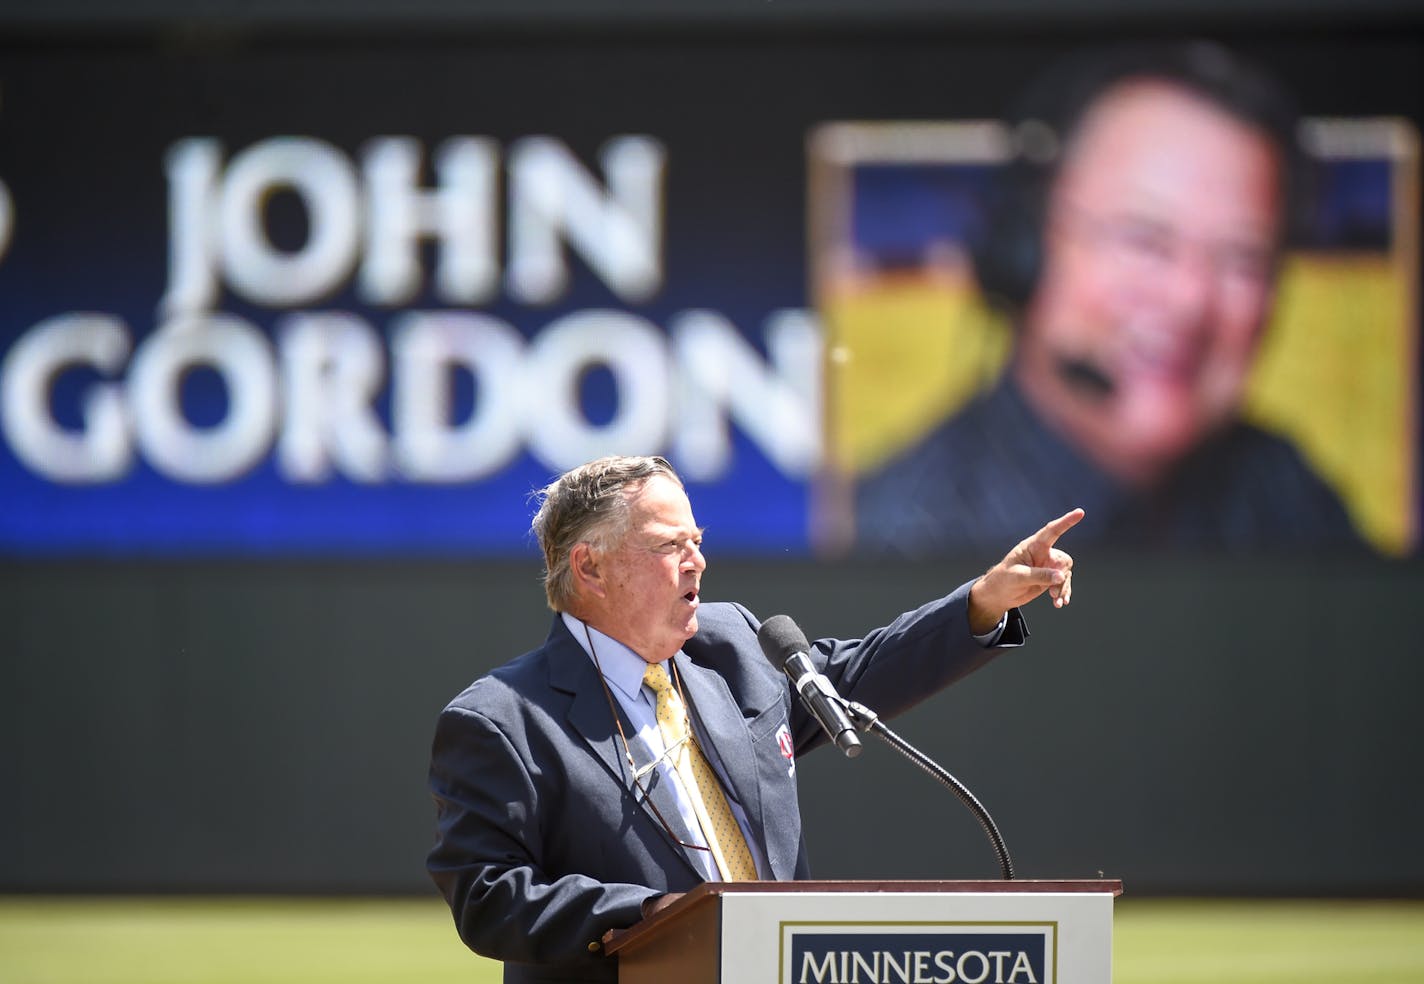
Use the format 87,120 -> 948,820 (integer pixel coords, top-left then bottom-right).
642,662 -> 759,881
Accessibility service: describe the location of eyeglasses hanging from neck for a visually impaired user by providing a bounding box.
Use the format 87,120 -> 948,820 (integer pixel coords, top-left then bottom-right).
583,623 -> 712,856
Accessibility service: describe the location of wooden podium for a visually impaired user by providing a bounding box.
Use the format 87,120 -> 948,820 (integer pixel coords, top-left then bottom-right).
604,880 -> 1123,983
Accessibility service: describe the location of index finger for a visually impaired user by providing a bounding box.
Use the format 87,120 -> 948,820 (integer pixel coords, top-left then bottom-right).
1033,507 -> 1085,547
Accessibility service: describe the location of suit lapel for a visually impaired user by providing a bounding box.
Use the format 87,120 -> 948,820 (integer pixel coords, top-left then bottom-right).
545,618 -> 704,879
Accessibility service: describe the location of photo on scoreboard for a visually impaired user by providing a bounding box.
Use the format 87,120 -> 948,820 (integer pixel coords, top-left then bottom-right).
809,113 -> 1419,558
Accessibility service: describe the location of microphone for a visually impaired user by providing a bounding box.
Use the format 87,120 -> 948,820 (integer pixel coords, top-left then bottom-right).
1054,353 -> 1116,401
757,614 -> 862,758
757,621 -> 1014,879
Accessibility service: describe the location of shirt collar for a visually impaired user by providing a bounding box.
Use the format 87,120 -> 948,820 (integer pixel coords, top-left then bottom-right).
561,612 -> 660,706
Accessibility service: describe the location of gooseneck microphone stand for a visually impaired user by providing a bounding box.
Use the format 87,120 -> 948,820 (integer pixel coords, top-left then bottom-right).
836,696 -> 1015,881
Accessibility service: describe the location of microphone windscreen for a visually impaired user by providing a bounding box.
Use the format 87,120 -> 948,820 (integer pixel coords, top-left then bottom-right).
757,614 -> 811,666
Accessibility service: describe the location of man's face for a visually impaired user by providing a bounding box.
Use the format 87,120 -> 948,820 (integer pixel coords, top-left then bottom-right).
1015,79 -> 1283,485
595,474 -> 706,664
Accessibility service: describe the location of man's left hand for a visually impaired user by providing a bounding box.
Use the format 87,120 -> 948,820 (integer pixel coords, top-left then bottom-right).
968,508 -> 1083,634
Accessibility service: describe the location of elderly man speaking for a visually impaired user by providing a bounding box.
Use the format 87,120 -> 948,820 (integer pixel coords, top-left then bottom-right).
428,455 -> 1079,984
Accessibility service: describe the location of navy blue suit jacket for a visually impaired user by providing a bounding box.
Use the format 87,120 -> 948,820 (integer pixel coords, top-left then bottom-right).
427,582 -> 1026,983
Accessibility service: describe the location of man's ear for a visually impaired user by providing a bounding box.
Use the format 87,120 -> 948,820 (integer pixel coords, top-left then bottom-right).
570,542 -> 606,599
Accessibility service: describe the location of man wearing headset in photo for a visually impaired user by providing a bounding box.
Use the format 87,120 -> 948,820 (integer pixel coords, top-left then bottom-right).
856,43 -> 1363,554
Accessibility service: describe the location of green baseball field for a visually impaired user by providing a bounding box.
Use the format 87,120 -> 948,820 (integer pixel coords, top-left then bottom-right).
4,895 -> 1423,983
2,896 -> 1421,983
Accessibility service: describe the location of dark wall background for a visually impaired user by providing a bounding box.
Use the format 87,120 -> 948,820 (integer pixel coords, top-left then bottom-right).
2,4 -> 1423,897
4,553 -> 1422,895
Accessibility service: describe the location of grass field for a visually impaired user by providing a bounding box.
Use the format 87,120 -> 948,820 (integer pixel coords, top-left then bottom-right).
2,896 -> 1422,983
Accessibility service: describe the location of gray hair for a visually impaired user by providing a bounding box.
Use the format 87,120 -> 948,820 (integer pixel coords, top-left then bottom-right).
531,455 -> 683,612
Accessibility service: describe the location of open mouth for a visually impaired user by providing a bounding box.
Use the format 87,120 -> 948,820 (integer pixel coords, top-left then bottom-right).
683,589 -> 699,604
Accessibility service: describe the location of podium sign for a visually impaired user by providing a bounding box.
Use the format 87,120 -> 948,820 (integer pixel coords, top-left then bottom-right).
607,880 -> 1122,984
724,889 -> 1111,983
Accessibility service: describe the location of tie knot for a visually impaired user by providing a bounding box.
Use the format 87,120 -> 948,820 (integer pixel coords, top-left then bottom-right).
642,662 -> 674,696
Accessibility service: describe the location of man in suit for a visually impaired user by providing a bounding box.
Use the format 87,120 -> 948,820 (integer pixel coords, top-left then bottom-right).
427,455 -> 1079,983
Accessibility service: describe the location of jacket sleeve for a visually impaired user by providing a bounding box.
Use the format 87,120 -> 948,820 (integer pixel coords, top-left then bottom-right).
791,579 -> 1027,754
426,702 -> 658,967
